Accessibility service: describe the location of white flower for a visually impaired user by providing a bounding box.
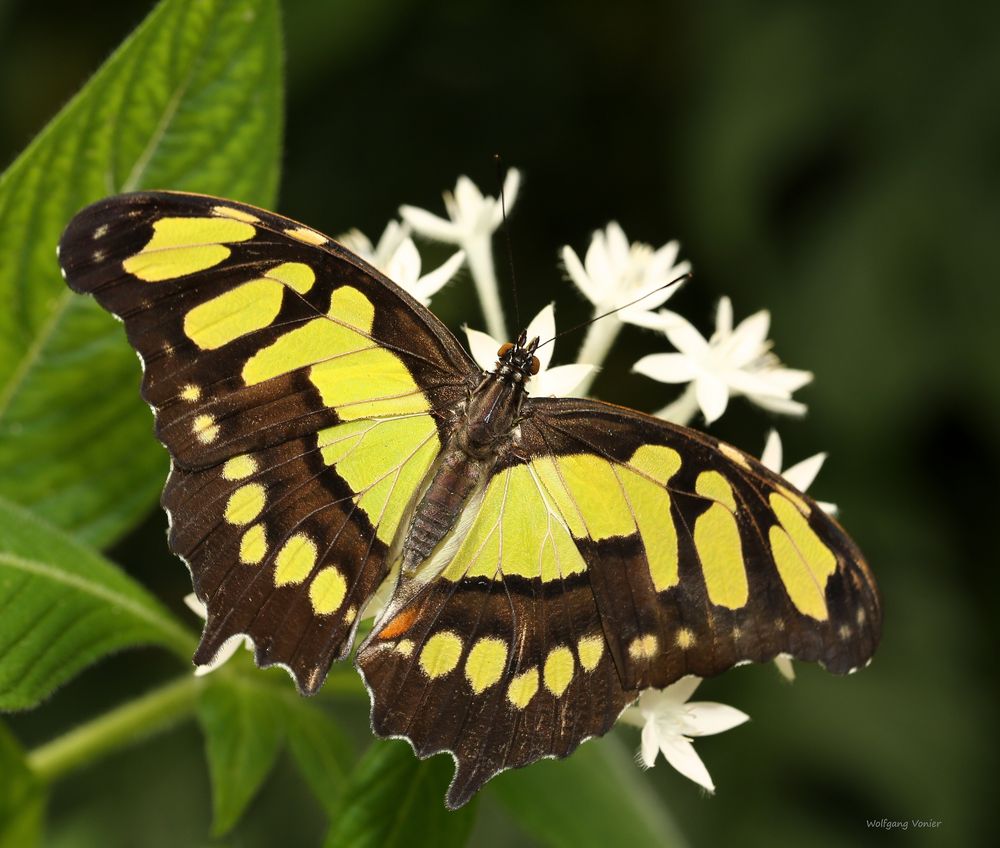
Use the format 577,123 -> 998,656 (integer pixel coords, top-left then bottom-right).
759,429 -> 837,515
563,222 -> 690,316
401,170 -> 520,340
632,297 -> 813,424
183,593 -> 252,676
563,223 -> 690,396
619,676 -> 749,792
339,221 -> 465,306
464,304 -> 595,398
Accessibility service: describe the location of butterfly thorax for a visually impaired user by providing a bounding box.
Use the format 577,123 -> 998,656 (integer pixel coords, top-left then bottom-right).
399,333 -> 540,577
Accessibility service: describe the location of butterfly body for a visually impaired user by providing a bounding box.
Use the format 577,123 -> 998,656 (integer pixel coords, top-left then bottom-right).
58,191 -> 881,808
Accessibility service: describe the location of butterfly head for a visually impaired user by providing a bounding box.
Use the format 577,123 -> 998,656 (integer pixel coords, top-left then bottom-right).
495,330 -> 540,385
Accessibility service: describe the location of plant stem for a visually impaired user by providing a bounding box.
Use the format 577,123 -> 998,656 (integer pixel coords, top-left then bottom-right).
27,674 -> 202,784
574,315 -> 622,396
656,383 -> 700,426
466,235 -> 507,341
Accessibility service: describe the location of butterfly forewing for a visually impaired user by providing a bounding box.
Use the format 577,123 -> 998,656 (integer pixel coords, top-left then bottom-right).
59,192 -> 474,690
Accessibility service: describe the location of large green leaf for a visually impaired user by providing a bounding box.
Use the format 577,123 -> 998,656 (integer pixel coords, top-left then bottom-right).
0,496 -> 195,712
0,0 -> 283,547
197,673 -> 286,837
324,740 -> 478,848
0,721 -> 44,848
284,699 -> 354,815
490,735 -> 689,848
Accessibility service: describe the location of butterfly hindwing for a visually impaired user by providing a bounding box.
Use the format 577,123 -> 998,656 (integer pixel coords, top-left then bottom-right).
358,395 -> 880,802
59,192 -> 475,690
357,466 -> 629,808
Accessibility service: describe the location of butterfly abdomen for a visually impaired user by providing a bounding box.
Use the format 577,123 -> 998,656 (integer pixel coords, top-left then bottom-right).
401,449 -> 488,576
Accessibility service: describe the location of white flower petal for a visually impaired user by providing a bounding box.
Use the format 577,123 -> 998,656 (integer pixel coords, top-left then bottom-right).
664,314 -> 710,357
774,654 -> 796,681
714,296 -> 734,338
782,452 -> 827,493
631,259 -> 691,312
562,244 -> 601,305
374,220 -> 409,259
606,221 -> 631,268
662,675 -> 702,705
724,366 -> 795,399
194,634 -> 245,676
533,363 -> 595,398
525,304 -> 556,372
184,592 -> 207,620
695,374 -> 730,423
620,308 -> 673,332
725,310 -> 770,364
751,393 -> 809,417
491,168 -> 521,227
632,352 -> 699,384
584,229 -> 614,298
681,703 -> 750,737
338,227 -> 375,259
765,367 -> 814,393
464,326 -> 501,372
760,429 -> 783,473
640,718 -> 661,768
659,735 -> 716,792
454,175 -> 484,215
399,204 -> 460,243
818,500 -> 839,515
411,249 -> 465,305
386,238 -> 421,290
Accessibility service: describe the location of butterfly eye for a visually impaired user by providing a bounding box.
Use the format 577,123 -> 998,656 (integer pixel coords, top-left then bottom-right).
497,342 -> 514,358
529,355 -> 540,375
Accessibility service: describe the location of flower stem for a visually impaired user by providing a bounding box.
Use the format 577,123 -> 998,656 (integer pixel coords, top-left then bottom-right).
574,315 -> 622,396
466,235 -> 507,341
27,675 -> 202,784
656,383 -> 700,426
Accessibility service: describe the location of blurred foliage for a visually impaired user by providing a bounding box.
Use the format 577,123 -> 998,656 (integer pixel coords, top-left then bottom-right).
0,0 -> 996,845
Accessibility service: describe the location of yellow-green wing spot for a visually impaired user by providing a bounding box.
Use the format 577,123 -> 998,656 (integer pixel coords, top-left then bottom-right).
123,217 -> 256,281
419,631 -> 464,679
768,493 -> 838,619
464,637 -> 509,693
532,444 -> 683,592
317,415 -> 440,544
243,286 -> 431,419
693,470 -> 748,609
440,464 -> 587,582
183,262 -> 316,350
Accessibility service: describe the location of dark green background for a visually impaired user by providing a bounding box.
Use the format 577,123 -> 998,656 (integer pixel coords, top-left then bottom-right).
2,0 -> 996,845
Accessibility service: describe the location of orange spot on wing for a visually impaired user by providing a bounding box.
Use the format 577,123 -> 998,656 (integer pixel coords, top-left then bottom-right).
378,608 -> 418,640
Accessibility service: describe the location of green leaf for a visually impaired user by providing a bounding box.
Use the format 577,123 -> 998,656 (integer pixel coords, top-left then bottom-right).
284,700 -> 354,815
197,674 -> 286,837
0,0 -> 284,547
0,721 -> 44,848
490,735 -> 689,848
325,740 -> 477,848
0,496 -> 195,712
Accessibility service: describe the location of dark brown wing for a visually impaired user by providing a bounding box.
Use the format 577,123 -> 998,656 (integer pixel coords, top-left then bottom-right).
356,395 -> 880,806
59,191 -> 476,691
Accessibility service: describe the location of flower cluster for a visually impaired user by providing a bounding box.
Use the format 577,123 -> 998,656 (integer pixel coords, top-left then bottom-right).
185,171 -> 836,794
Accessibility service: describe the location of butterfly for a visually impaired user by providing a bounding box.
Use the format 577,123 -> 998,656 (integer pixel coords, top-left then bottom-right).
58,191 -> 881,808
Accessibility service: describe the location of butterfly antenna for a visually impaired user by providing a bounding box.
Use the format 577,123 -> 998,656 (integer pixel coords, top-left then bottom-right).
495,154 -> 521,336
535,272 -> 692,350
